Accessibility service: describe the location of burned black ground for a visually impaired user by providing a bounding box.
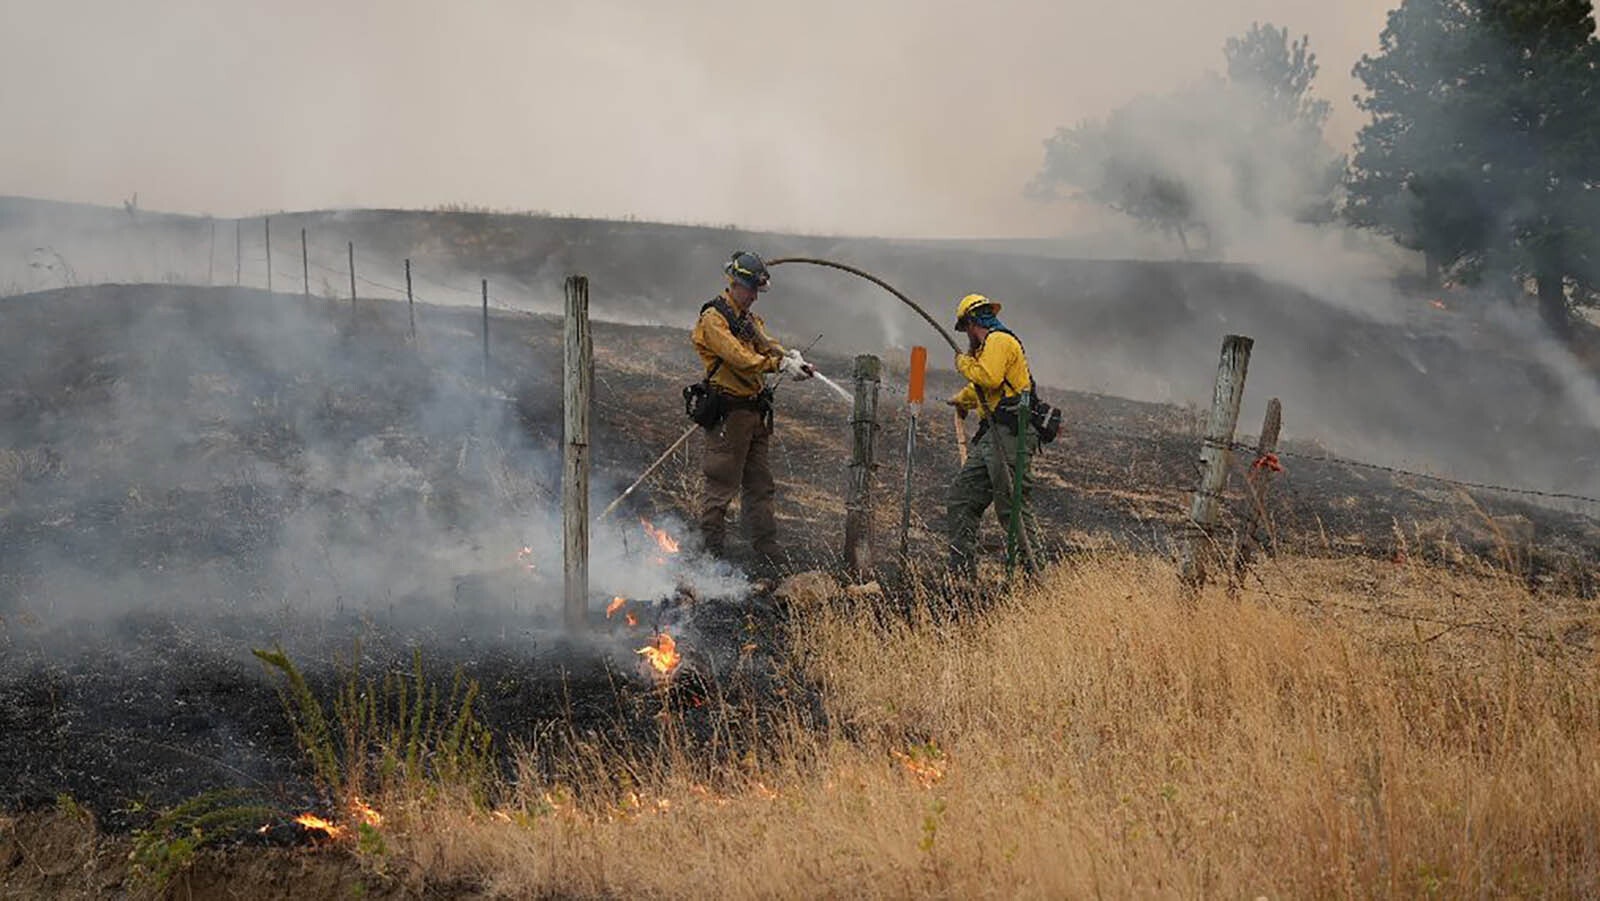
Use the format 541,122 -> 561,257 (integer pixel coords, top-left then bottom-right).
1,284 -> 1597,836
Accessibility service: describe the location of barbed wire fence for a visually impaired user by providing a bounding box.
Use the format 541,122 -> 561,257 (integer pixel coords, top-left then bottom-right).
13,214 -> 1600,649
867,330 -> 1600,656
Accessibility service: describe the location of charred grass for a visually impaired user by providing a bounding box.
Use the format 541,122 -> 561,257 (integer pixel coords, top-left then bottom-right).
5,284 -> 1600,896
287,553 -> 1599,898
5,554 -> 1599,897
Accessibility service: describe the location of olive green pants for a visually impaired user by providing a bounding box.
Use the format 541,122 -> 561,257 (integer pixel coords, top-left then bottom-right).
699,408 -> 778,557
946,421 -> 1042,575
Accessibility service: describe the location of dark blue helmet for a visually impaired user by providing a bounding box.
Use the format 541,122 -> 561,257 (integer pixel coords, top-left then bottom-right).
724,251 -> 770,291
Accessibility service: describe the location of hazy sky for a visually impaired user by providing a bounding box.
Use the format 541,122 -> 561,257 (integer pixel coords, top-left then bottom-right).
0,0 -> 1395,237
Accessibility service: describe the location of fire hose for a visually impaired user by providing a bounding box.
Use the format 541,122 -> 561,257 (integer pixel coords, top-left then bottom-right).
768,259 -> 1030,569
598,257 -> 1027,568
763,257 -> 961,356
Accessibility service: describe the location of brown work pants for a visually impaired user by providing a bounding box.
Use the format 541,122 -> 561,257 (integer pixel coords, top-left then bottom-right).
699,408 -> 778,557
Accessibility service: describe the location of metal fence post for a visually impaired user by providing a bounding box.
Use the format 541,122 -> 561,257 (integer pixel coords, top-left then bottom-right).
1232,397 -> 1282,590
899,346 -> 927,561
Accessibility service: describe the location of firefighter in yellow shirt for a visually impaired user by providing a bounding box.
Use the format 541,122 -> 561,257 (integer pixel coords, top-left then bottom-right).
691,251 -> 813,565
946,293 -> 1042,576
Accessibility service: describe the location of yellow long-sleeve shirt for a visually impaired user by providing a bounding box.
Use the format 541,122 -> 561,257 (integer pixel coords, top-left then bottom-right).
691,290 -> 786,399
950,330 -> 1030,417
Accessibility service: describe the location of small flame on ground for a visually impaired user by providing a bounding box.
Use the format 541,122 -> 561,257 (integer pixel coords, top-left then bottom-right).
893,744 -> 947,788
606,596 -> 627,619
640,518 -> 681,554
515,546 -> 537,572
294,813 -> 344,838
625,612 -> 638,627
350,796 -> 383,828
637,632 -> 681,676
1429,299 -> 1448,310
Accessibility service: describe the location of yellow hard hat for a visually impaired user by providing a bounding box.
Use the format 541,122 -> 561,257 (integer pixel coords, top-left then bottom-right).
952,293 -> 1001,330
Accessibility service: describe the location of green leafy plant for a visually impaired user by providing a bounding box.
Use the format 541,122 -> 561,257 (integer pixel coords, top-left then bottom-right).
127,789 -> 275,893
252,645 -> 495,805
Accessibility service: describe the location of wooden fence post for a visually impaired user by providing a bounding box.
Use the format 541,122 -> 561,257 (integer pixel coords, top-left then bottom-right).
1181,334 -> 1253,590
405,258 -> 416,342
899,346 -> 927,561
563,275 -> 592,632
481,278 -> 490,385
845,354 -> 881,579
264,217 -> 272,292
347,242 -> 357,310
300,228 -> 309,298
1232,397 -> 1282,589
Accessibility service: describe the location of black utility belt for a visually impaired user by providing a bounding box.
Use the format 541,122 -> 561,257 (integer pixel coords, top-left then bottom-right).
989,403 -> 1022,430
978,391 -> 1062,445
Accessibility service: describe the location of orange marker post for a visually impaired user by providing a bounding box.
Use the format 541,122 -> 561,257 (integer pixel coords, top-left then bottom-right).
907,346 -> 927,405
900,346 -> 928,560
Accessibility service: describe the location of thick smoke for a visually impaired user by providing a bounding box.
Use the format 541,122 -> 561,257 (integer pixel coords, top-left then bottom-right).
0,1 -> 1394,238
0,266 -> 745,654
9,196 -> 1600,505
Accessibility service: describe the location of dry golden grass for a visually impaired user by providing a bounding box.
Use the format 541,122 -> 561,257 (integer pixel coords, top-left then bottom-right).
377,554 -> 1600,898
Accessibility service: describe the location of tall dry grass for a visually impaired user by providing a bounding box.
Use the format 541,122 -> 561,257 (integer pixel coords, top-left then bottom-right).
381,554 -> 1600,898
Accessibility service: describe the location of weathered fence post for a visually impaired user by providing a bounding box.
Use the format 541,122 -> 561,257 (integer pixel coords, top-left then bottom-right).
481,278 -> 490,385
953,408 -> 969,465
1232,397 -> 1282,589
1181,334 -> 1253,590
347,242 -> 357,309
300,228 -> 309,298
405,258 -> 416,342
899,346 -> 927,561
264,217 -> 272,292
845,354 -> 881,579
563,275 -> 592,632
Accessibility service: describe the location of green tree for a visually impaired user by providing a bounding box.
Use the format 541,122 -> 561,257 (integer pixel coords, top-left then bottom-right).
1348,0 -> 1600,335
1226,24 -> 1333,129
1030,23 -> 1342,253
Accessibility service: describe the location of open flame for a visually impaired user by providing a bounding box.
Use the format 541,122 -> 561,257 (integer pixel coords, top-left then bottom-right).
640,518 -> 680,555
626,612 -> 638,627
637,632 -> 681,677
350,796 -> 383,828
294,813 -> 344,838
606,596 -> 627,619
514,546 -> 537,572
1429,299 -> 1448,311
893,743 -> 947,788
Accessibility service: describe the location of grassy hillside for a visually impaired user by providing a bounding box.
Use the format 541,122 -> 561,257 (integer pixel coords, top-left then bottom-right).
5,554 -> 1597,897
1,202 -> 1597,897
4,195 -> 1598,500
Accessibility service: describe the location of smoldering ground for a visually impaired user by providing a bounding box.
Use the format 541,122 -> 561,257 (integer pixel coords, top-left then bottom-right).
3,270 -> 1598,827
8,199 -> 1600,504
0,281 -> 779,823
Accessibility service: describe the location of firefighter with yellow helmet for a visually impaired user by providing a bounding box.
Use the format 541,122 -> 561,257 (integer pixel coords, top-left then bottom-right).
946,293 -> 1045,575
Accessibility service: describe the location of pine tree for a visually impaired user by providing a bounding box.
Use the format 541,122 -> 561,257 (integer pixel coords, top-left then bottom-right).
1348,0 -> 1600,335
